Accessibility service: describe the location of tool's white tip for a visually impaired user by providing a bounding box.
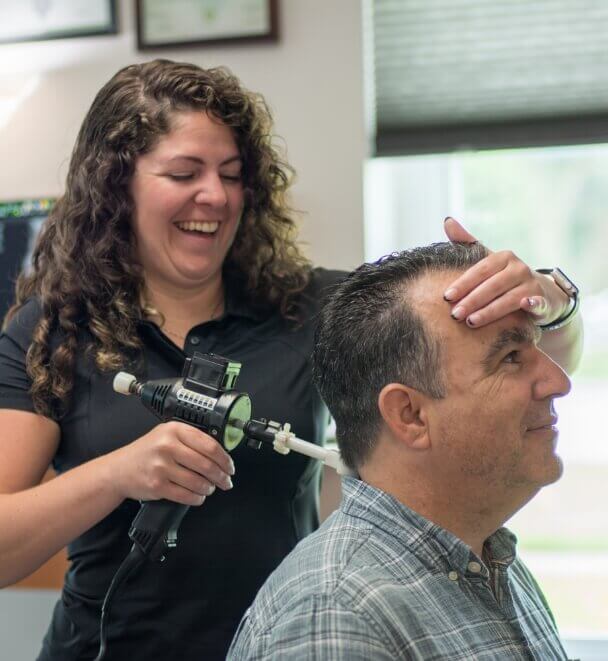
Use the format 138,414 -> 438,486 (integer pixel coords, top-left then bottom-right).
113,372 -> 136,395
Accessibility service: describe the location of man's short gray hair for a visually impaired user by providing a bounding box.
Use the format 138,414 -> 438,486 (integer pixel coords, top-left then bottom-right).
312,241 -> 489,470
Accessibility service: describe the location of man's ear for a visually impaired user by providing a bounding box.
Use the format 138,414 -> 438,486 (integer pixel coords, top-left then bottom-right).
378,383 -> 430,450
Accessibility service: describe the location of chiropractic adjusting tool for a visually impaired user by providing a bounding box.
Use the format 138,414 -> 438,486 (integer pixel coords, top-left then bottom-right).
95,352 -> 350,661
113,351 -> 351,562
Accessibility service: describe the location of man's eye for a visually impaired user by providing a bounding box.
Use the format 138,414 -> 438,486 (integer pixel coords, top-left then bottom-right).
503,350 -> 521,364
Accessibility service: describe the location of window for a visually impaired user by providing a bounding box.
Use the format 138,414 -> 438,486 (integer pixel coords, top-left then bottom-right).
365,144 -> 608,653
369,0 -> 608,156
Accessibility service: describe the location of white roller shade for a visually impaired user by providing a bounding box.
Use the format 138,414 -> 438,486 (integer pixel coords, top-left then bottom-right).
370,0 -> 608,154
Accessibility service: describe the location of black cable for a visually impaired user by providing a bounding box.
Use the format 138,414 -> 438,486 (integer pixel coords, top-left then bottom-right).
94,544 -> 147,661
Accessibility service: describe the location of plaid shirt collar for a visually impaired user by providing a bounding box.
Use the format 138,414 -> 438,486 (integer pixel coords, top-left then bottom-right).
340,475 -> 518,580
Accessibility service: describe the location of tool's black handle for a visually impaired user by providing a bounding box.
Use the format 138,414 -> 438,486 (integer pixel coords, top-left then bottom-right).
128,500 -> 190,562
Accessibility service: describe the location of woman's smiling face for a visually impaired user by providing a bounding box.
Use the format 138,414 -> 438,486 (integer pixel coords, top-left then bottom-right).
130,110 -> 245,293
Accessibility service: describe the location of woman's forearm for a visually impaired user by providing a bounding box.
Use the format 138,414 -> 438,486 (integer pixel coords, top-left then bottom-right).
0,453 -> 123,588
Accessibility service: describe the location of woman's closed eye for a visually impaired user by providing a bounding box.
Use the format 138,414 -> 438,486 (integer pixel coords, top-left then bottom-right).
167,172 -> 195,181
166,172 -> 241,183
220,172 -> 242,182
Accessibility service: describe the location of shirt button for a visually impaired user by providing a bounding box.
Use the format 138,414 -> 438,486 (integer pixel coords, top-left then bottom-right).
190,336 -> 200,346
468,561 -> 482,573
448,571 -> 459,581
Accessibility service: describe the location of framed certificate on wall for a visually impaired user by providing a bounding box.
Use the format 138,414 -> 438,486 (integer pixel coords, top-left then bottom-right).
136,0 -> 278,50
0,0 -> 117,45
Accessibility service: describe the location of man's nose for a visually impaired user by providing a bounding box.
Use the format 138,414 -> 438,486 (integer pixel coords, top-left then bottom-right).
194,174 -> 228,207
534,349 -> 572,400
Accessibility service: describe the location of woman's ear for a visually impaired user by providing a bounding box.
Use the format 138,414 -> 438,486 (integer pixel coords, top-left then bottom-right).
378,383 -> 430,450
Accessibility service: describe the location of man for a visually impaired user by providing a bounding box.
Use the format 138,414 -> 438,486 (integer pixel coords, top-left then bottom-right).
228,242 -> 573,660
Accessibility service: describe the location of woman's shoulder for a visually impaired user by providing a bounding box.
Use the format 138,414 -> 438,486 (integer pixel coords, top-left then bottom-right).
287,267 -> 349,326
2,298 -> 43,346
306,267 -> 349,300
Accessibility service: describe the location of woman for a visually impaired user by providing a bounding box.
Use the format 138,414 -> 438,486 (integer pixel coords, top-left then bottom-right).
0,60 -> 582,660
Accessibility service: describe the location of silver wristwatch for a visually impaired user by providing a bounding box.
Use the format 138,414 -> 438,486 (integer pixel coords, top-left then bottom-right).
536,267 -> 580,331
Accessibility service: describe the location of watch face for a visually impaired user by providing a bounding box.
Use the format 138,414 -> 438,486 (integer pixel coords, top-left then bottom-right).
552,268 -> 579,297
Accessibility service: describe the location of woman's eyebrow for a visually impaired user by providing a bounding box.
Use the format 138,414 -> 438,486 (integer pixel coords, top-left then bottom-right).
165,154 -> 242,166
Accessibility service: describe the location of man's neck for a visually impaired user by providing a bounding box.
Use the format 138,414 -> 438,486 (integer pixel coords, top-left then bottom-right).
359,463 -> 515,558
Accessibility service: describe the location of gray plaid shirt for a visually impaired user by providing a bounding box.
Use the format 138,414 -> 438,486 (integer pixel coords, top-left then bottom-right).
228,476 -> 568,660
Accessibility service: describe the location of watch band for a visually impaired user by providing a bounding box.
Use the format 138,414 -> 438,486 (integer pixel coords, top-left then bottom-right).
535,267 -> 580,331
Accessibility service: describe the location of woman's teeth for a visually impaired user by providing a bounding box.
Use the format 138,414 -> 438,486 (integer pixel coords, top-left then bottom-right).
176,221 -> 219,233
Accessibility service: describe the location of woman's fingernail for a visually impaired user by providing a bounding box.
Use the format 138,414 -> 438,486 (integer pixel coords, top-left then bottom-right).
444,216 -> 454,223
451,306 -> 465,320
225,476 -> 234,489
527,297 -> 536,307
466,314 -> 479,327
228,459 -> 236,475
444,288 -> 457,301
207,485 -> 216,496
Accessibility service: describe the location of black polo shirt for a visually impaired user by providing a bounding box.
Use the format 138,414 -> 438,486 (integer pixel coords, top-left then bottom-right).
0,267 -> 345,661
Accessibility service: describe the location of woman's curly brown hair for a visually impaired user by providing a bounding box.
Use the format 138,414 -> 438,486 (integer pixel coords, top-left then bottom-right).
5,59 -> 311,418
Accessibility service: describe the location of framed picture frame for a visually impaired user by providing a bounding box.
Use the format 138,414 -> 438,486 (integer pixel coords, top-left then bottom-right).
0,1 -> 117,45
136,0 -> 278,51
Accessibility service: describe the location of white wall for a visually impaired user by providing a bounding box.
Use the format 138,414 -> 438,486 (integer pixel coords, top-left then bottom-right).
0,0 -> 365,269
0,2 -> 365,659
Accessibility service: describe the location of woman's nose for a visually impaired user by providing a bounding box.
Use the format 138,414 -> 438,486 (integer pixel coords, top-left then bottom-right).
194,174 -> 227,207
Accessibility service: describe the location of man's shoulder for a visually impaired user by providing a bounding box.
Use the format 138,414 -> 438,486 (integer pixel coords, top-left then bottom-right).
254,511 -> 374,598
229,506 -> 455,660
242,506 -> 436,633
